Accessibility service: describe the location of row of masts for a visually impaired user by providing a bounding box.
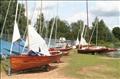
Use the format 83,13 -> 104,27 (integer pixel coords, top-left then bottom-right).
0,0 -> 97,50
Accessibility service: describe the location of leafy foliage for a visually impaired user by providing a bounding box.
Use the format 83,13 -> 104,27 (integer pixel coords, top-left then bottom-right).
112,27 -> 120,40
91,17 -> 114,44
0,2 -> 119,47
0,0 -> 27,41
47,17 -> 71,39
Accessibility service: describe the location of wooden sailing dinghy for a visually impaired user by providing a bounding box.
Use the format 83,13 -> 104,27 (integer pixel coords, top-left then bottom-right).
77,0 -> 117,54
77,46 -> 117,54
8,2 -> 62,74
10,24 -> 62,73
10,53 -> 61,72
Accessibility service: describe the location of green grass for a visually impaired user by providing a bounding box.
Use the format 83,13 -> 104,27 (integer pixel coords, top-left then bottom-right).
0,58 -> 10,72
64,50 -> 120,79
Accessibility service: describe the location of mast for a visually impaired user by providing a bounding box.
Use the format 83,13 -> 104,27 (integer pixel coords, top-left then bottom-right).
39,0 -> 42,34
9,1 -> 19,76
25,0 -> 30,50
55,0 -> 59,43
0,0 -> 12,38
86,0 -> 89,29
86,0 -> 90,47
0,0 -> 12,60
10,1 -> 19,55
96,18 -> 98,46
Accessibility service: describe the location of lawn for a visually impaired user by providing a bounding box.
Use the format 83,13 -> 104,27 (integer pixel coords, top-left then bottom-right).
64,50 -> 120,79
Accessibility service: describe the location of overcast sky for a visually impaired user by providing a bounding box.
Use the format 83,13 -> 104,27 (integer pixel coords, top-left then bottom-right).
19,1 -> 120,30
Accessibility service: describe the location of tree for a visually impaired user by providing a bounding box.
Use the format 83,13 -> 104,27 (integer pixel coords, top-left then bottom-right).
91,17 -> 113,44
47,17 -> 71,39
70,20 -> 84,40
0,0 -> 27,41
112,27 -> 120,40
34,13 -> 46,37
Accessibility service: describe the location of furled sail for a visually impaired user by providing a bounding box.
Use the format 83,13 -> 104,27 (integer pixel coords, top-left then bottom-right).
79,22 -> 88,46
28,25 -> 50,56
24,36 -> 28,47
79,36 -> 88,45
12,20 -> 21,43
75,38 -> 79,46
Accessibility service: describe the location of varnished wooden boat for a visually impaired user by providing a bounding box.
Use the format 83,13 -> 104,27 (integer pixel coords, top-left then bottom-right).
49,47 -> 71,56
76,44 -> 94,49
10,52 -> 62,72
77,46 -> 118,54
105,48 -> 117,52
77,47 -> 107,54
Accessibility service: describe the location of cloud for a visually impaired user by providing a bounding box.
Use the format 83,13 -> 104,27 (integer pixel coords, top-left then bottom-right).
91,1 -> 120,17
65,11 -> 94,26
91,9 -> 120,17
36,1 -> 57,11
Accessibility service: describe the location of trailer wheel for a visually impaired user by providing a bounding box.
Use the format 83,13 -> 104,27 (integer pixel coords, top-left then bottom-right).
44,65 -> 50,72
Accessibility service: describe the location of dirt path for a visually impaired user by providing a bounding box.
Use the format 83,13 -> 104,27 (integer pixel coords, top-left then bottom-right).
1,57 -> 76,79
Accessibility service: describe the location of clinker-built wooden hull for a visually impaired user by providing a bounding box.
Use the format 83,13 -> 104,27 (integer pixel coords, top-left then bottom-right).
10,53 -> 62,72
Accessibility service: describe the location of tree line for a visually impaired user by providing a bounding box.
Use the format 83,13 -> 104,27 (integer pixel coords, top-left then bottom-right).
0,1 -> 120,47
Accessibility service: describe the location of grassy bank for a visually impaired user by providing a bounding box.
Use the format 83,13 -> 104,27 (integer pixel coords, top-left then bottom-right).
64,50 -> 120,79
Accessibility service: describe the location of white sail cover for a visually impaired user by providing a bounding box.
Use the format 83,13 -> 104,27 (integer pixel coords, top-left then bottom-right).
79,36 -> 88,45
12,20 -> 21,43
75,38 -> 79,45
28,25 -> 50,56
24,36 -> 28,47
59,37 -> 66,42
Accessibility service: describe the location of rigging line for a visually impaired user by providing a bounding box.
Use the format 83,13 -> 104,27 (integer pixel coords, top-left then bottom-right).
77,21 -> 81,40
25,0 -> 30,50
84,25 -> 87,38
45,22 -> 48,39
88,21 -> 96,46
84,0 -> 89,40
17,0 -> 23,24
17,0 -> 23,53
44,9 -> 48,39
86,0 -> 92,46
39,0 -> 42,34
10,1 -> 19,55
0,0 -> 12,38
31,1 -> 36,24
23,1 -> 36,39
96,19 -> 98,46
48,18 -> 56,47
86,0 -> 89,28
80,0 -> 87,40
55,0 -> 59,43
